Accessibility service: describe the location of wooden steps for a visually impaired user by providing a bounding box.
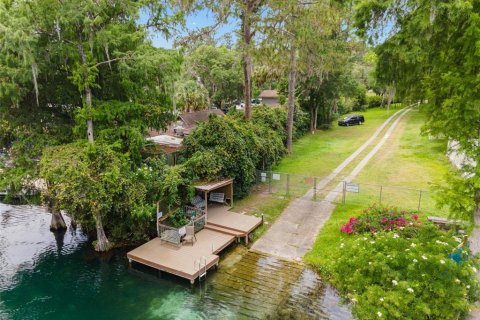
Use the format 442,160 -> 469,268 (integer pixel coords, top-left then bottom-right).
205,224 -> 244,237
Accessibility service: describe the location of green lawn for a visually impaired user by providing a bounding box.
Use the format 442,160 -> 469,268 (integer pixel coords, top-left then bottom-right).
233,106 -> 402,238
274,107 -> 401,177
304,109 -> 454,271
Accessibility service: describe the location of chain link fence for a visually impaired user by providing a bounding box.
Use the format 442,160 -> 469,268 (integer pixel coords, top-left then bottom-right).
255,170 -> 444,215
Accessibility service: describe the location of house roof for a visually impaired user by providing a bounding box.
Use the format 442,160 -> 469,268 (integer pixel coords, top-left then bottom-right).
180,109 -> 225,128
259,90 -> 279,99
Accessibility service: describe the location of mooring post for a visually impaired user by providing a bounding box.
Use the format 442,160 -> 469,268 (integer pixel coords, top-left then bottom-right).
313,177 -> 317,200
418,190 -> 423,211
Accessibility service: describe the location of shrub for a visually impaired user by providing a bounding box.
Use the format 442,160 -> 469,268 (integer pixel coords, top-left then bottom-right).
331,206 -> 479,320
340,204 -> 421,236
366,95 -> 383,108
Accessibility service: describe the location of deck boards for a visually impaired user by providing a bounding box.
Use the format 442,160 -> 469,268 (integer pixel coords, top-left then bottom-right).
207,205 -> 262,234
127,206 -> 262,283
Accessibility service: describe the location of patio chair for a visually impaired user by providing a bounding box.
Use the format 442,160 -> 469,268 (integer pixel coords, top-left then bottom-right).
183,225 -> 196,246
191,195 -> 206,209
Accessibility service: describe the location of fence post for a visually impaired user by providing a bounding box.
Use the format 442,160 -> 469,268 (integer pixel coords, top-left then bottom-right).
379,186 -> 383,205
418,190 -> 423,211
313,177 -> 317,200
342,181 -> 346,204
286,173 -> 290,196
268,171 -> 272,193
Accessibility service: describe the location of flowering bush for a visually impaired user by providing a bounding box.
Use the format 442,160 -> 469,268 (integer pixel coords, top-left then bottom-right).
333,212 -> 479,319
340,204 -> 421,236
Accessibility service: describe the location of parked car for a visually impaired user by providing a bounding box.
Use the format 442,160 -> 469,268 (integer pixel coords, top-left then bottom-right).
338,115 -> 365,126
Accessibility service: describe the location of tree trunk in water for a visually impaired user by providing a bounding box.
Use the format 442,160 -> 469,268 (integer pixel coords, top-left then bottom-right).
286,45 -> 297,154
242,2 -> 253,121
94,211 -> 110,252
78,41 -> 95,143
49,201 -> 67,231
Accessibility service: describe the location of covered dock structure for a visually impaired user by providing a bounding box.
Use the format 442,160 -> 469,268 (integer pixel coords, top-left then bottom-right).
127,179 -> 262,284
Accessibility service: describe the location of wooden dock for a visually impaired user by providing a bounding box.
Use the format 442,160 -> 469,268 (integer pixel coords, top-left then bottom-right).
127,206 -> 262,284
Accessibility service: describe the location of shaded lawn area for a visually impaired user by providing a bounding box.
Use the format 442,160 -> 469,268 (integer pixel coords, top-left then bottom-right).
305,109 -> 454,271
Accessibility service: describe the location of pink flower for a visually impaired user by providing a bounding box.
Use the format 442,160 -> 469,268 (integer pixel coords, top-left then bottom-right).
349,217 -> 359,224
381,217 -> 388,224
413,214 -> 419,221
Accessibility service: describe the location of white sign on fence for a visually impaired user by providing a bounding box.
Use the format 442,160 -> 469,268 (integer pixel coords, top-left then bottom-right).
346,183 -> 360,193
272,173 -> 281,181
261,172 -> 267,182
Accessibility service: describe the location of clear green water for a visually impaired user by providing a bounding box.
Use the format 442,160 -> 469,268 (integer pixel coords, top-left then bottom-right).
0,203 -> 350,320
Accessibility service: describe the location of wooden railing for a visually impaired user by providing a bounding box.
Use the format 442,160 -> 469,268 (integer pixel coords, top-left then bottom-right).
157,206 -> 206,246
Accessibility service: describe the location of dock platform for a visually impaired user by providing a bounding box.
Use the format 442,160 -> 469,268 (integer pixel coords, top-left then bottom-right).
127,206 -> 262,284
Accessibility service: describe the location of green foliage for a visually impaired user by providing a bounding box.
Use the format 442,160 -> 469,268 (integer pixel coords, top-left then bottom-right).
355,0 -> 480,218
366,95 -> 383,108
39,142 -> 172,243
182,114 -> 286,197
74,100 -> 172,163
183,45 -> 243,107
331,207 -> 479,319
174,79 -> 209,111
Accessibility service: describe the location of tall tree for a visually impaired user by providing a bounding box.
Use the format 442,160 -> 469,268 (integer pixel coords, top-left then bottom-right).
184,45 -> 243,108
355,0 -> 480,251
259,0 -> 344,152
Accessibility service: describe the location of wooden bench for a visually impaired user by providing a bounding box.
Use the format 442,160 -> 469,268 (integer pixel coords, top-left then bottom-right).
427,216 -> 466,229
209,192 -> 225,204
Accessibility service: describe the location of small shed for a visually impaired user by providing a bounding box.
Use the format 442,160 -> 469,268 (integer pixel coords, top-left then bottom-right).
259,90 -> 279,106
194,178 -> 234,213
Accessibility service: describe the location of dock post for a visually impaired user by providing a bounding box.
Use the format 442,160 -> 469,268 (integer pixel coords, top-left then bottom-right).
190,279 -> 195,286
261,213 -> 264,225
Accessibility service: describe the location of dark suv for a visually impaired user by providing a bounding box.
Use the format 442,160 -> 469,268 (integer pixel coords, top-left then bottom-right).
338,115 -> 365,126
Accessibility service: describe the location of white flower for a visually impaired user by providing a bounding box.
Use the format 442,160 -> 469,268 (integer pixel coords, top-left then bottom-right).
440,259 -> 445,264
422,255 -> 427,260
405,248 -> 410,252
340,243 -> 345,248
377,311 -> 382,318
370,241 -> 375,244
453,236 -> 462,243
393,233 -> 399,239
467,285 -> 471,289
369,262 -> 372,265
392,280 -> 398,286
379,297 -> 384,302
411,243 -> 416,247
473,267 -> 478,273
407,288 -> 414,293
351,298 -> 357,303
413,259 -> 418,263
387,255 -> 391,258
455,279 -> 461,284
363,237 -> 368,241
